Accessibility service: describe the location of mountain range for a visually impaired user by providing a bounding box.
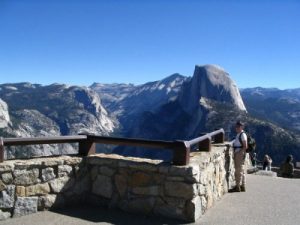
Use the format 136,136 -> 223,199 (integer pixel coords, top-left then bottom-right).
0,65 -> 299,164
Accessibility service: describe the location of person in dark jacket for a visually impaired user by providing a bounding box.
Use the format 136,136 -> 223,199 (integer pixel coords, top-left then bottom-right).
280,155 -> 294,178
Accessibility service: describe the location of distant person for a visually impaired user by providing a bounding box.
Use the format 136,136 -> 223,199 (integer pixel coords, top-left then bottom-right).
251,152 -> 257,168
280,155 -> 294,178
230,121 -> 248,192
263,155 -> 272,171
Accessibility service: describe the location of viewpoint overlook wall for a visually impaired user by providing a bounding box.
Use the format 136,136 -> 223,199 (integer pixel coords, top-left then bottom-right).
0,143 -> 236,222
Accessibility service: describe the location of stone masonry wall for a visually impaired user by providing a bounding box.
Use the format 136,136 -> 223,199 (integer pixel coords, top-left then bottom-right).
0,156 -> 87,220
0,143 -> 236,222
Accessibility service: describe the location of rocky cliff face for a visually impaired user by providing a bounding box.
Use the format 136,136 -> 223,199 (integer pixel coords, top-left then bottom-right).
121,65 -> 246,139
92,65 -> 300,164
92,65 -> 246,139
179,65 -> 246,112
0,99 -> 10,128
91,74 -> 188,133
90,83 -> 136,111
241,87 -> 300,132
91,65 -> 250,159
0,83 -> 116,159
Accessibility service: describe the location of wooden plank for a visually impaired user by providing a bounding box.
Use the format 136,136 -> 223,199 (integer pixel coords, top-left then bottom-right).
79,140 -> 96,156
3,135 -> 87,146
87,135 -> 174,149
172,141 -> 190,165
0,128 -> 226,165
198,137 -> 211,152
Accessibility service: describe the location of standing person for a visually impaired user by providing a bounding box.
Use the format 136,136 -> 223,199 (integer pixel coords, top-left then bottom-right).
280,155 -> 294,178
251,152 -> 257,168
230,121 -> 248,192
267,155 -> 272,171
263,155 -> 272,171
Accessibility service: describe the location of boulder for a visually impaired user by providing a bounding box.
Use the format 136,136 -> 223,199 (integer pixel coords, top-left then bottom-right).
13,197 -> 38,217
0,185 -> 15,208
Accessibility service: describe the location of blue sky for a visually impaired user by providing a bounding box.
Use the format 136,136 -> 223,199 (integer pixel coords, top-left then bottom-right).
0,0 -> 299,89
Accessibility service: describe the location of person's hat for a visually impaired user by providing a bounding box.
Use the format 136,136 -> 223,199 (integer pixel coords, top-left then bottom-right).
236,121 -> 244,127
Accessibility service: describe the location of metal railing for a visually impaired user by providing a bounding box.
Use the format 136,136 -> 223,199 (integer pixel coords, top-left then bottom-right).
0,129 -> 225,166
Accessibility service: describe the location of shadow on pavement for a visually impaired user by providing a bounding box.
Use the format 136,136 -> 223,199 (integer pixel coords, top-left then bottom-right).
51,205 -> 188,225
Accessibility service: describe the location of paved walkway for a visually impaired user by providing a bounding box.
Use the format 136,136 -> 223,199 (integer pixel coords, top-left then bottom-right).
2,174 -> 300,225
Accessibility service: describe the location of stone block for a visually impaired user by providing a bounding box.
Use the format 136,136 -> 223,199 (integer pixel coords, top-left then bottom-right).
165,182 -> 197,200
185,196 -> 202,222
152,174 -> 165,185
73,175 -> 90,195
158,164 -> 170,174
41,159 -> 64,167
90,166 -> 99,181
0,180 -> 6,191
166,176 -> 185,182
201,196 -> 207,214
0,209 -> 11,221
115,174 -> 127,198
206,188 -> 213,209
130,172 -> 152,187
63,157 -> 82,165
14,161 -> 41,170
49,177 -> 74,193
88,157 -> 117,167
169,165 -> 199,177
198,184 -> 207,196
74,166 -> 88,179
199,170 -> 208,185
92,175 -> 112,198
99,166 -> 115,176
1,173 -> 13,184
58,165 -> 73,177
0,185 -> 15,208
26,183 -> 50,196
164,197 -> 186,209
0,163 -> 14,173
128,162 -> 158,172
42,167 -> 56,182
132,186 -> 160,196
38,194 -> 64,210
16,186 -> 26,197
13,197 -> 38,217
14,169 -> 40,186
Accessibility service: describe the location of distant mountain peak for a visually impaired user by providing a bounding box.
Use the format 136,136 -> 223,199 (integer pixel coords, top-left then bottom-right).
196,64 -> 227,73
179,64 -> 247,112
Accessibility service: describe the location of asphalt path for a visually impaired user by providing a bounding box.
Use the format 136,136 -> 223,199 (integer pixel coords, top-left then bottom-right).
2,174 -> 300,225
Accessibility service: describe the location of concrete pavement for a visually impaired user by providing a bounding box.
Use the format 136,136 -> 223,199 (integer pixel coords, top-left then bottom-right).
2,174 -> 300,225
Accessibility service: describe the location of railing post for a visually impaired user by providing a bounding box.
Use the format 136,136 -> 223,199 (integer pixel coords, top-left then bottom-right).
0,137 -> 4,163
198,137 -> 211,152
214,130 -> 225,143
78,139 -> 96,156
172,141 -> 190,166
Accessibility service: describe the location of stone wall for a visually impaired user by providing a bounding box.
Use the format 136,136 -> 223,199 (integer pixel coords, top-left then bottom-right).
0,143 -> 236,222
0,156 -> 86,220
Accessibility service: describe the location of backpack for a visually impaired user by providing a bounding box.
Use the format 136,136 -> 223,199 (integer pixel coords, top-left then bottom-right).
239,132 -> 256,153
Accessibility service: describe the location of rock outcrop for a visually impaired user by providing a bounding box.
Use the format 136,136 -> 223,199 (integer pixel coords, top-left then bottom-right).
0,83 -> 116,159
179,65 -> 246,112
0,99 -> 10,128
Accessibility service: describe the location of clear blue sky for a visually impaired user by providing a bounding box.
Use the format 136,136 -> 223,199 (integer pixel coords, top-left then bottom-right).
0,0 -> 299,89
